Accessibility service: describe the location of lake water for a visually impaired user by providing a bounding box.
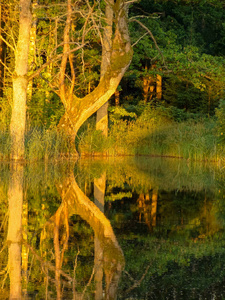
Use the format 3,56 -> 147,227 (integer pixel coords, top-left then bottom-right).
1,157 -> 225,299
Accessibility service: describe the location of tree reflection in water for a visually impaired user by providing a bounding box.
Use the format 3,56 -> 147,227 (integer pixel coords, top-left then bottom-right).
7,163 -> 23,300
5,162 -> 124,299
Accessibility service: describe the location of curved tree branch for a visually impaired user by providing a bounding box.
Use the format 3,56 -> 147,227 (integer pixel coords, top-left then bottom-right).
130,18 -> 167,69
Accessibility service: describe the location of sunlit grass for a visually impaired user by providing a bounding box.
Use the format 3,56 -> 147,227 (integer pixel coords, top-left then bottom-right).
0,131 -> 11,160
78,109 -> 220,161
0,106 -> 222,162
25,128 -> 77,161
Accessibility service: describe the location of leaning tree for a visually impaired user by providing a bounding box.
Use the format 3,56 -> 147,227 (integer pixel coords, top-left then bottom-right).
29,0 -> 133,156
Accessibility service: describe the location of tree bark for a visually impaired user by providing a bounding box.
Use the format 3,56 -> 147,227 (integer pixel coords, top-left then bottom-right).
0,3 -> 6,97
96,0 -> 114,137
10,0 -> 32,160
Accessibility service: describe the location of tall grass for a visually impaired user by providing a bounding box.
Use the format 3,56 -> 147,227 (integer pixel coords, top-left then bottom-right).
0,128 -> 77,161
0,105 -> 221,161
78,105 -> 220,161
25,128 -> 77,161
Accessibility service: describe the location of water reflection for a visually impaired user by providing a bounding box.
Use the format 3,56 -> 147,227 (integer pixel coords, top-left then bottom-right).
3,162 -> 124,299
7,164 -> 23,299
1,157 -> 225,299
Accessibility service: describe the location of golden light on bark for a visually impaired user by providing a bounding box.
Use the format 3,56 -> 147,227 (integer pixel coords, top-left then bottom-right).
10,0 -> 32,160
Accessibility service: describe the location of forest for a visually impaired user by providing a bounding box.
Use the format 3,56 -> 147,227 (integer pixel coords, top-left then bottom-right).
1,0 -> 225,161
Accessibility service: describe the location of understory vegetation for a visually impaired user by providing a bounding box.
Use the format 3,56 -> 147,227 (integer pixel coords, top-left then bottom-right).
0,101 -> 224,162
78,103 -> 223,161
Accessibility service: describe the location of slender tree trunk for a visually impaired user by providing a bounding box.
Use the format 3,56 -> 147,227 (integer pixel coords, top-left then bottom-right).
96,0 -> 114,137
0,3 -> 6,97
10,0 -> 32,160
156,74 -> 162,100
27,0 -> 38,131
96,102 -> 108,137
115,89 -> 120,106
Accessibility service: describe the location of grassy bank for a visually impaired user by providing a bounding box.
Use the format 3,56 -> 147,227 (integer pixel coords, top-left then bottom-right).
0,128 -> 77,161
0,105 -> 224,162
79,105 -> 222,162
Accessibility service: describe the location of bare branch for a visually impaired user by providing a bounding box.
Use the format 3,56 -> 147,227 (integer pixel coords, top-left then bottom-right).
0,35 -> 15,52
24,241 -> 74,282
28,44 -> 86,81
0,59 -> 13,76
124,263 -> 151,294
130,18 -> 167,68
132,32 -> 148,47
81,265 -> 96,299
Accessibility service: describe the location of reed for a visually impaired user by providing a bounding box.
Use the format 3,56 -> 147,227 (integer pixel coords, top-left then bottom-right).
0,108 -> 221,162
78,107 -> 219,161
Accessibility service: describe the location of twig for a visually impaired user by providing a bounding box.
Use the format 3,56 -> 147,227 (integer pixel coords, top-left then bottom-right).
73,249 -> 80,297
28,44 -> 86,81
0,35 -> 15,52
0,59 -> 13,76
81,265 -> 96,300
130,18 -> 167,69
24,241 -> 73,282
124,263 -> 151,294
132,32 -> 148,47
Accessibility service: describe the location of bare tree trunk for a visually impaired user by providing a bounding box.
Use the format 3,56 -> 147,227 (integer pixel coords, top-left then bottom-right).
156,74 -> 162,100
27,0 -> 38,130
114,89 -> 120,106
0,3 -> 6,97
96,102 -> 108,137
10,0 -> 32,160
96,0 -> 114,137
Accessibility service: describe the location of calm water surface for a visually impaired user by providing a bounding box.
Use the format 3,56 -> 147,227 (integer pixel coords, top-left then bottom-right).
0,157 -> 225,299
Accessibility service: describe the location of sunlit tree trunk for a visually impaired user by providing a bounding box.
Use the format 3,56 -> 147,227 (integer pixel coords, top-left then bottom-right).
27,0 -> 38,99
143,75 -> 155,103
10,0 -> 32,160
27,0 -> 38,130
115,89 -> 120,106
143,63 -> 153,103
96,0 -> 114,137
7,164 -> 24,300
156,74 -> 162,100
57,0 -> 133,153
0,3 -> 6,97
